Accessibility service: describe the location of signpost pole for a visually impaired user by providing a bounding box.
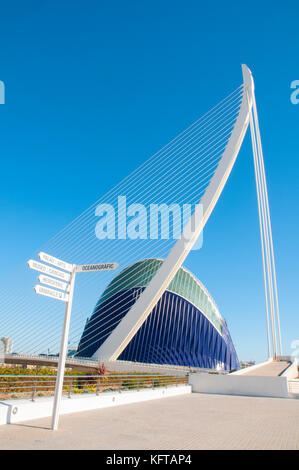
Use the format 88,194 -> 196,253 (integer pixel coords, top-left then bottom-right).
51,265 -> 76,430
28,253 -> 118,430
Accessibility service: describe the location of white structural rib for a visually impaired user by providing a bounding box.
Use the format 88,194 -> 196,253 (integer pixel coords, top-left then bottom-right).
93,65 -> 254,361
248,89 -> 282,358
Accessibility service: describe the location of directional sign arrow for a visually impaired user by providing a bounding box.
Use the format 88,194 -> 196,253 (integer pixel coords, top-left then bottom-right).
38,275 -> 68,292
34,284 -> 69,302
28,260 -> 71,282
38,252 -> 73,273
75,262 -> 118,273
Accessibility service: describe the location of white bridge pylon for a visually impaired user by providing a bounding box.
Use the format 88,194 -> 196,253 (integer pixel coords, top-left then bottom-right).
93,64 -> 281,362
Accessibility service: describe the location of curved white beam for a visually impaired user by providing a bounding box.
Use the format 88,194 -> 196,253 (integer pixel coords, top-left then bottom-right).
94,64 -> 254,361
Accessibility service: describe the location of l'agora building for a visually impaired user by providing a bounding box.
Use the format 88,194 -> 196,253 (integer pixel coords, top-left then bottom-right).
76,259 -> 239,371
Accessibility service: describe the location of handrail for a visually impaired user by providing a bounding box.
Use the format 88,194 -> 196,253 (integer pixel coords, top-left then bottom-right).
0,372 -> 189,401
0,373 -> 186,378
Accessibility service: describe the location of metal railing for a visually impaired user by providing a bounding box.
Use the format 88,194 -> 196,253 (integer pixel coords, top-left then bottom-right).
0,373 -> 188,401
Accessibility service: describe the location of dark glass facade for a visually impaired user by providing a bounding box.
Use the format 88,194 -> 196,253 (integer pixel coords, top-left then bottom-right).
76,259 -> 239,371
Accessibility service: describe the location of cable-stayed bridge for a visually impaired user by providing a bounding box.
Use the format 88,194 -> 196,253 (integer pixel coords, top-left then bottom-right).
0,65 -> 282,373
1,64 -> 298,433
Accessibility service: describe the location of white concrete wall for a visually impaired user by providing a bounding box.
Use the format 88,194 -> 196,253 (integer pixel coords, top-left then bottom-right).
0,385 -> 191,425
189,373 -> 289,398
277,355 -> 296,362
281,360 -> 298,379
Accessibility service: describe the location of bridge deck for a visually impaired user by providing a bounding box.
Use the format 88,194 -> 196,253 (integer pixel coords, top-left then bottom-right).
2,354 -> 215,375
241,361 -> 291,376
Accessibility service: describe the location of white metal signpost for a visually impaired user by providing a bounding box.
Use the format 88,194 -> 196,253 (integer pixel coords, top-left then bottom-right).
75,262 -> 118,273
38,275 -> 68,292
28,260 -> 71,282
28,252 -> 118,430
38,251 -> 73,273
34,284 -> 69,302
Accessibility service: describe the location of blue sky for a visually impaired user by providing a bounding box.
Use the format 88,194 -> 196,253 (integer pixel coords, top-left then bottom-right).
0,0 -> 298,362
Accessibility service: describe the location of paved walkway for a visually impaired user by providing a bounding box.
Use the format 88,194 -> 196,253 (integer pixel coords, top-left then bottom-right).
0,393 -> 298,450
241,361 -> 291,376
